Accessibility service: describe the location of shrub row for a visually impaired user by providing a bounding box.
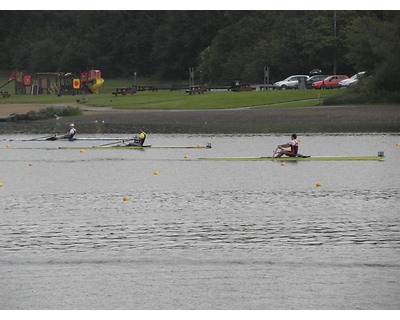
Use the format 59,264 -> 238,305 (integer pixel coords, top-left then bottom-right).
13,106 -> 82,121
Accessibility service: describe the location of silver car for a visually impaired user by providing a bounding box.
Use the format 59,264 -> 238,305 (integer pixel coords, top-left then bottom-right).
273,75 -> 310,90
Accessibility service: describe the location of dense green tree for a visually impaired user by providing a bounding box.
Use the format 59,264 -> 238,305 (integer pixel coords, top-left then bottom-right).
150,11 -> 225,79
0,9 -> 399,99
344,11 -> 400,92
198,11 -> 356,85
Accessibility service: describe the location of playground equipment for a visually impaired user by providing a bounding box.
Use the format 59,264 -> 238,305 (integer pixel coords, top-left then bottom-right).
80,69 -> 104,94
0,78 -> 14,90
9,69 -> 104,96
0,77 -> 14,98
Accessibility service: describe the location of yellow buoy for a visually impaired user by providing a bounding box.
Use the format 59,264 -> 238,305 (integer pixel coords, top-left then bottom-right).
154,171 -> 159,175
316,182 -> 322,187
184,155 -> 189,159
396,143 -> 400,147
0,182 -> 3,187
6,144 -> 10,148
281,162 -> 286,166
28,163 -> 33,167
122,196 -> 129,201
80,149 -> 85,153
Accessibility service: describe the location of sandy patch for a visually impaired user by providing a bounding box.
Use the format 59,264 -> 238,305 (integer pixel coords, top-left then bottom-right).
0,104 -> 50,116
0,103 -> 117,117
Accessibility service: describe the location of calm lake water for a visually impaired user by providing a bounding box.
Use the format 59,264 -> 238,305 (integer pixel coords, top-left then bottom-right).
0,133 -> 399,309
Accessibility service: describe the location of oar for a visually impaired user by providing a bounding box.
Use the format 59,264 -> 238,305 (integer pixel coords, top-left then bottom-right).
272,147 -> 279,158
99,140 -> 125,147
45,135 -> 63,141
28,134 -> 57,141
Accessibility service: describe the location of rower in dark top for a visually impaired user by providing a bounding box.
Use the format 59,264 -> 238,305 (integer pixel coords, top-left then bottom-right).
274,133 -> 299,157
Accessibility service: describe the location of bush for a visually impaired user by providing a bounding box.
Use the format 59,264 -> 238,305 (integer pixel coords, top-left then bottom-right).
15,106 -> 82,121
324,78 -> 400,105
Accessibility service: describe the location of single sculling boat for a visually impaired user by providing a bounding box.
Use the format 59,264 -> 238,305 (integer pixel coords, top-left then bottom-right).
7,136 -> 132,142
59,143 -> 212,150
198,153 -> 385,161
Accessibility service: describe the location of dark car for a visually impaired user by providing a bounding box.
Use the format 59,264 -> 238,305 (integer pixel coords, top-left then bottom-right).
309,69 -> 323,76
306,74 -> 328,89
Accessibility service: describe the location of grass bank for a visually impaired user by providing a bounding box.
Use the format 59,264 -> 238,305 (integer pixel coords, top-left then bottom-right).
1,77 -> 342,110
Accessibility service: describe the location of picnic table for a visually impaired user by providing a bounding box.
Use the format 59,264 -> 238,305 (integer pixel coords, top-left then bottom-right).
112,87 -> 137,96
0,91 -> 10,98
186,85 -> 207,95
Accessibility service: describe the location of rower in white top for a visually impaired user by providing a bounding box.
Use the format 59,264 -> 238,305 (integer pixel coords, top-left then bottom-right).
64,123 -> 77,141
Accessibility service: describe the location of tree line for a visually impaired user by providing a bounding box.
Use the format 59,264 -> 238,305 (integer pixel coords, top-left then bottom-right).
0,10 -> 399,94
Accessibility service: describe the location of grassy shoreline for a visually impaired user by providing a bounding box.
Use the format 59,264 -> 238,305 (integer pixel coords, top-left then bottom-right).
1,78 -> 399,134
0,77 -> 340,110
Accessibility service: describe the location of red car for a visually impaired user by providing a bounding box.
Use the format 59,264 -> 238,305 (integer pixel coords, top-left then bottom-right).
312,75 -> 349,89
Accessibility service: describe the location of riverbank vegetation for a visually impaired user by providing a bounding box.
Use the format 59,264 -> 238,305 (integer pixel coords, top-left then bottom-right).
12,106 -> 82,121
325,78 -> 400,105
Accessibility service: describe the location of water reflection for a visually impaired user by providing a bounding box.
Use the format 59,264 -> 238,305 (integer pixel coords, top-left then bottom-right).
1,188 -> 399,255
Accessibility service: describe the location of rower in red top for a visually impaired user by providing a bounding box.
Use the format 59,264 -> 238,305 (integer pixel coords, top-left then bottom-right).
274,133 -> 299,158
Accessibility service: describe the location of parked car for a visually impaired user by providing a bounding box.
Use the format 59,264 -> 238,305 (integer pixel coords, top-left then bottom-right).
312,75 -> 349,89
339,71 -> 366,88
306,74 -> 328,89
273,75 -> 309,90
309,69 -> 323,76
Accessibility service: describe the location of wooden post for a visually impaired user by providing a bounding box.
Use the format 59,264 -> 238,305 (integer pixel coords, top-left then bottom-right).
189,67 -> 195,87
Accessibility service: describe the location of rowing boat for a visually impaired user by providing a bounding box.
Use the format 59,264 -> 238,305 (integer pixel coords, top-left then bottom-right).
59,143 -> 212,150
7,137 -> 132,142
198,155 -> 384,161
